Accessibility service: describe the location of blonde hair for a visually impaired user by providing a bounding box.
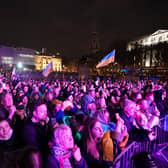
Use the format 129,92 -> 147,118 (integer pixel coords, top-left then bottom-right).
53,124 -> 71,147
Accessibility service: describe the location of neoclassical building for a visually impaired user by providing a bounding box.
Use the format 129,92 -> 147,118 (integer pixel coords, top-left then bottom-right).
127,30 -> 168,69
35,54 -> 62,72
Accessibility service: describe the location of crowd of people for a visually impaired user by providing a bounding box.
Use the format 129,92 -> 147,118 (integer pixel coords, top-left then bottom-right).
0,75 -> 167,168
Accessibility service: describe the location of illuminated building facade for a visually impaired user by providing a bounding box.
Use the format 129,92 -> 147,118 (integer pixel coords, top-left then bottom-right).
35,54 -> 62,72
127,30 -> 168,68
0,45 -> 36,70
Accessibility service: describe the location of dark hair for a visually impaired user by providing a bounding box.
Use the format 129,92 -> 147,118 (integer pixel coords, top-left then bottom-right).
1,146 -> 42,168
0,108 -> 9,121
144,91 -> 154,98
82,117 -> 100,159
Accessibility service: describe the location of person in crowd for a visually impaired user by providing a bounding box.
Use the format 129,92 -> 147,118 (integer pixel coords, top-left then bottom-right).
0,146 -> 42,168
63,91 -> 77,116
43,90 -> 55,116
120,99 -> 136,133
130,92 -> 142,103
81,91 -> 96,117
94,108 -> 116,132
154,89 -> 168,117
137,99 -> 160,129
0,108 -> 17,157
22,103 -> 49,159
144,92 -> 160,117
46,124 -> 88,168
0,92 -> 16,121
81,118 -> 114,168
29,92 -> 42,113
111,113 -> 129,152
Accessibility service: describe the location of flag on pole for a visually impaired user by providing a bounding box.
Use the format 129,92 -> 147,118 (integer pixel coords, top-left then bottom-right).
12,66 -> 16,76
11,66 -> 16,80
96,49 -> 115,68
42,61 -> 53,77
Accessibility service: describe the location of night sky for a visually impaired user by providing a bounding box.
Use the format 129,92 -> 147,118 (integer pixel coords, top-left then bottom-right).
0,0 -> 168,61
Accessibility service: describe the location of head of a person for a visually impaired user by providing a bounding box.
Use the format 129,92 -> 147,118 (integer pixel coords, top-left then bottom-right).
1,92 -> 13,110
137,99 -> 149,112
0,109 -> 13,140
65,91 -> 73,102
145,92 -> 154,102
23,85 -> 29,93
1,147 -> 42,168
53,87 -> 60,97
95,108 -> 110,124
131,92 -> 142,102
16,104 -> 26,119
22,95 -> 28,104
123,99 -> 136,117
82,118 -> 103,159
33,103 -> 47,121
81,94 -> 96,113
12,89 -> 17,95
46,91 -> 53,101
53,99 -> 63,112
136,112 -> 148,129
96,97 -> 107,109
84,118 -> 104,143
33,86 -> 39,92
88,88 -> 95,98
33,92 -> 40,101
154,89 -> 167,101
52,124 -> 74,150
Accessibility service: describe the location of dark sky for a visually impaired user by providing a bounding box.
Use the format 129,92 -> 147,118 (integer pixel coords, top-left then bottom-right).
0,0 -> 168,61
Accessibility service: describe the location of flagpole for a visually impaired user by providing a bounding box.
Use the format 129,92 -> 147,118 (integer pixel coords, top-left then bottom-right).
111,62 -> 113,80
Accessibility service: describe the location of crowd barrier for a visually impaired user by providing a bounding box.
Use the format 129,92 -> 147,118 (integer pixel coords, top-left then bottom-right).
113,117 -> 168,168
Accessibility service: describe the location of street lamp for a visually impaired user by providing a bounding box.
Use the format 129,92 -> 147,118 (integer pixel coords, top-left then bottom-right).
17,62 -> 23,69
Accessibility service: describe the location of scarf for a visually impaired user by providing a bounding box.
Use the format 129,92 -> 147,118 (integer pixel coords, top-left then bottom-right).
49,140 -> 72,168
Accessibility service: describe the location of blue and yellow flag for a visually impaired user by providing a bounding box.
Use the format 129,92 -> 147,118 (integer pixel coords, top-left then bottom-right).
96,50 -> 115,68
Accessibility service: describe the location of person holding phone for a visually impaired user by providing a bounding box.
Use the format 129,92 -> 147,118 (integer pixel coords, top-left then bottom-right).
46,124 -> 88,168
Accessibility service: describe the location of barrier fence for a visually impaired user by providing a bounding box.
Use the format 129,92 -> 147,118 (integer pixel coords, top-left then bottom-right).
113,117 -> 168,168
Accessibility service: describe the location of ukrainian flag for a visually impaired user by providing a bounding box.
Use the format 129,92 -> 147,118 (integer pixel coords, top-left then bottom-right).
96,50 -> 115,68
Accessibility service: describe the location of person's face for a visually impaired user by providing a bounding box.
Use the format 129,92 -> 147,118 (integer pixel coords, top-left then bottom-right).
23,96 -> 28,104
104,111 -> 110,122
54,88 -> 60,97
90,90 -> 95,98
13,89 -> 17,95
34,94 -> 39,100
140,100 -> 149,111
125,103 -> 136,117
24,86 -> 29,93
55,104 -> 62,112
99,98 -> 107,108
62,128 -> 74,150
0,120 -> 12,139
88,102 -> 96,112
91,121 -> 103,143
136,113 -> 148,128
34,87 -> 39,92
47,93 -> 53,101
3,93 -> 13,109
34,104 -> 47,121
136,93 -> 142,100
